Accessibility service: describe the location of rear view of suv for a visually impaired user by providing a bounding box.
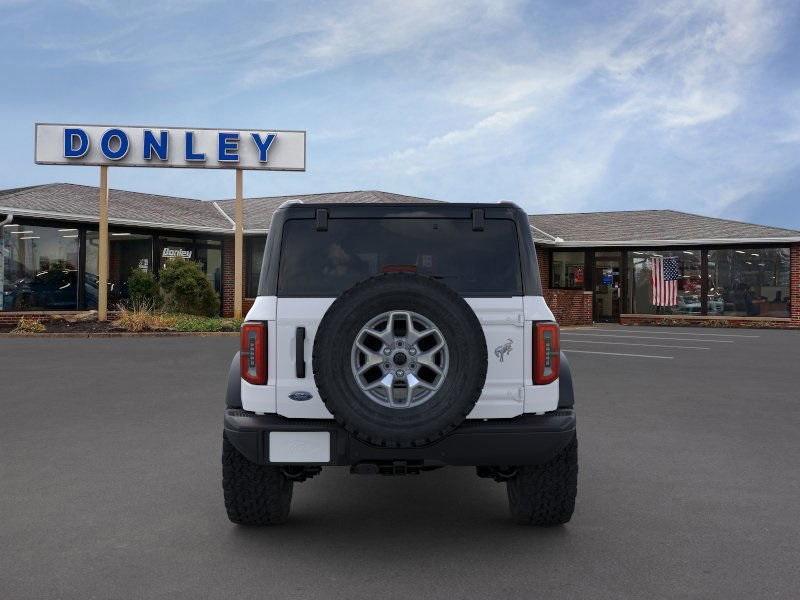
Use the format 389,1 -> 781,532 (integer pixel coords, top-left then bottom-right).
223,202 -> 577,525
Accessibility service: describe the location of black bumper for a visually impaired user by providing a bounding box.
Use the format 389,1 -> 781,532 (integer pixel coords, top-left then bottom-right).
223,408 -> 576,467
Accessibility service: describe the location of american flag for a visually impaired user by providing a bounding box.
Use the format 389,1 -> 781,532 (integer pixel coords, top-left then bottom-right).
651,256 -> 679,306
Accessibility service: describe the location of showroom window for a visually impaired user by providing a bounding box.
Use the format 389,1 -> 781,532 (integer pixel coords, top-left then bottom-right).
85,230 -> 154,308
196,239 -> 223,297
551,251 -> 586,289
246,236 -> 266,297
1,223 -> 80,311
629,249 -> 702,315
707,248 -> 790,318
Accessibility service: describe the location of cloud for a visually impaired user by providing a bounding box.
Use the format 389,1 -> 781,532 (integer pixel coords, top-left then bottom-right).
378,106 -> 536,175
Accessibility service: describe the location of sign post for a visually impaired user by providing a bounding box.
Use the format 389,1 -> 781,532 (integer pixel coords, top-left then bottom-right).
35,123 -> 306,321
234,169 -> 244,319
98,166 -> 109,320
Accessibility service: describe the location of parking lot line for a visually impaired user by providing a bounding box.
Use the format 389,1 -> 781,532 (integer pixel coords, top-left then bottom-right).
593,328 -> 759,339
561,340 -> 710,350
561,333 -> 734,343
562,349 -> 674,359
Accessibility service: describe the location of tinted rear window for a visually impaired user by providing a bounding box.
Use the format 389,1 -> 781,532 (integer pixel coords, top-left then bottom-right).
277,218 -> 523,297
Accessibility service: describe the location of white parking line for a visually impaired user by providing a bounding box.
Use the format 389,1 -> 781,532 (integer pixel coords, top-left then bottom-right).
563,349 -> 673,359
561,333 -> 734,343
561,340 -> 710,350
593,328 -> 759,339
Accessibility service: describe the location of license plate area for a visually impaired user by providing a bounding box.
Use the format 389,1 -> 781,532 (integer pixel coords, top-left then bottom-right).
268,431 -> 331,463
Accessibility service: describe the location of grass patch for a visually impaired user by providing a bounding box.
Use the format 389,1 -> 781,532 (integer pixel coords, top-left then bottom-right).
11,316 -> 46,334
169,314 -> 243,332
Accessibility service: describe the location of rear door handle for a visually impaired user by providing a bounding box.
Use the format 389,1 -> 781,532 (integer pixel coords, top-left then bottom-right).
295,327 -> 306,378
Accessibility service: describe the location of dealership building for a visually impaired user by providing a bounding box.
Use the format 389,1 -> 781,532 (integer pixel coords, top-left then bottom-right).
1,182 -> 798,328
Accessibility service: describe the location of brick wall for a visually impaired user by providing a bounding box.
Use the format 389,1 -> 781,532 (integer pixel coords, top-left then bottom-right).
543,289 -> 593,326
220,237 -> 257,318
536,245 -> 593,326
791,243 -> 800,325
221,238 -> 235,317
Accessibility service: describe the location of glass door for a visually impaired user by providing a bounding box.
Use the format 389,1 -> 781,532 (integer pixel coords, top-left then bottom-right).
593,251 -> 622,322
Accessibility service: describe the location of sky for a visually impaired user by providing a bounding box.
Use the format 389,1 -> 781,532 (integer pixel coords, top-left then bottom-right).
1,0 -> 799,228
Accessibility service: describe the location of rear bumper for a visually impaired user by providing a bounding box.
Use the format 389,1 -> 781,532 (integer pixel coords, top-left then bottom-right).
223,408 -> 576,467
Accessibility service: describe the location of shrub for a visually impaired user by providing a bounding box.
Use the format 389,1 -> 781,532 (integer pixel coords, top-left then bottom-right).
127,269 -> 162,308
158,259 -> 220,316
11,316 -> 46,334
114,301 -> 175,332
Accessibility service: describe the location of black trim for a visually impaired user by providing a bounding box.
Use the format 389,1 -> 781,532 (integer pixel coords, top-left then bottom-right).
472,208 -> 485,231
257,202 -> 542,297
223,408 -> 576,467
315,208 -> 328,231
295,327 -> 306,378
225,352 -> 242,409
557,351 -> 574,408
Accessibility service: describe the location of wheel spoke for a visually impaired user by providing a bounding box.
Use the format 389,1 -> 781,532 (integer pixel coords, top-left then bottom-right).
416,348 -> 444,375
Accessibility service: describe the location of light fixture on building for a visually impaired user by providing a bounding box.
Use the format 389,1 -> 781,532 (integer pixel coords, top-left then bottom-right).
11,230 -> 34,235
3,223 -> 19,228
58,228 -> 78,232
19,236 -> 40,240
111,232 -> 131,236
735,250 -> 746,254
682,251 -> 694,255
61,234 -> 79,238
750,253 -> 759,257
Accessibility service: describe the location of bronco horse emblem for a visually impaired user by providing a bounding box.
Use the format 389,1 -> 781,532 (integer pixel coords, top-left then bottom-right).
494,338 -> 513,362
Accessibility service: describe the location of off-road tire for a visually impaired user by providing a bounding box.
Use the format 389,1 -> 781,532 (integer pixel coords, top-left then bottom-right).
222,433 -> 293,525
313,273 -> 487,448
507,435 -> 578,526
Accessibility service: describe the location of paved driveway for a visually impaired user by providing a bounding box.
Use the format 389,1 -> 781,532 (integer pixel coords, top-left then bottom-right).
1,327 -> 798,599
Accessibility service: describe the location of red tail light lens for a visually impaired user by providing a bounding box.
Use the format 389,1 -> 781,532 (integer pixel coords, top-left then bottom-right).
533,322 -> 560,385
240,322 -> 267,385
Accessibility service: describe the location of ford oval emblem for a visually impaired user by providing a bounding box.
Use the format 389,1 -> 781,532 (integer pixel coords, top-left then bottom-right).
289,391 -> 313,402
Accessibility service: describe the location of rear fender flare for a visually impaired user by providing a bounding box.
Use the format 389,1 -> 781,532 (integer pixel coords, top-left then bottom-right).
226,352 -> 242,409
558,351 -> 574,408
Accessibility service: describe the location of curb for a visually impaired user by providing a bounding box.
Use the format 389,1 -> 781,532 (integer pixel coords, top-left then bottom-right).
0,331 -> 239,338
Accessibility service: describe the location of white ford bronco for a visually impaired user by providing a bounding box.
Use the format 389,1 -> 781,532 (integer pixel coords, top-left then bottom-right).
223,202 -> 577,525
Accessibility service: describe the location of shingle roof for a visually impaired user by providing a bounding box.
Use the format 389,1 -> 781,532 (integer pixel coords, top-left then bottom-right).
529,209 -> 800,245
214,190 -> 442,230
2,183 -> 798,243
0,183 -> 230,232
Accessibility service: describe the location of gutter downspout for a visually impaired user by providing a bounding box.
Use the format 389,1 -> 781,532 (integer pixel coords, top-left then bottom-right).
0,213 -> 12,226
530,224 -> 563,243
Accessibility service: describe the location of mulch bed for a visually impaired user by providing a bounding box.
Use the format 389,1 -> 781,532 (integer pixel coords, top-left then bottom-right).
0,318 -> 126,334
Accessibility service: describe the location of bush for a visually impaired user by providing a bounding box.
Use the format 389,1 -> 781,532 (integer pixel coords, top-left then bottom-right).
127,269 -> 162,308
159,259 -> 220,316
114,301 -> 174,332
11,316 -> 46,334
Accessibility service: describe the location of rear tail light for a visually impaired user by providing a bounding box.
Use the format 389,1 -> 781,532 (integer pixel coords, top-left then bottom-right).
240,322 -> 267,385
533,322 -> 560,385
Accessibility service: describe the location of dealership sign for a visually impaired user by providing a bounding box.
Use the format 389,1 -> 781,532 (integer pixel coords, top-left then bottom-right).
34,123 -> 306,171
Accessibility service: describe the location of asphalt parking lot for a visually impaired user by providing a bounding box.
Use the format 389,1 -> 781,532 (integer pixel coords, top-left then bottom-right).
1,326 -> 799,599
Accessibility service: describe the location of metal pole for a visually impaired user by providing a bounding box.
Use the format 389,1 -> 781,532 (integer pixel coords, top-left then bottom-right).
98,166 -> 109,321
234,168 -> 244,319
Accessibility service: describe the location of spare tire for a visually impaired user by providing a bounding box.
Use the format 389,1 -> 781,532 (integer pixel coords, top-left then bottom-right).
313,273 -> 487,448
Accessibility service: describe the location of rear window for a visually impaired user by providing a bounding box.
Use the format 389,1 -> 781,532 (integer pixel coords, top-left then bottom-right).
277,218 -> 523,297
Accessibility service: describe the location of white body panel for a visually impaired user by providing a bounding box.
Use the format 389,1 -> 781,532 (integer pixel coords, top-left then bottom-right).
242,294 -> 559,417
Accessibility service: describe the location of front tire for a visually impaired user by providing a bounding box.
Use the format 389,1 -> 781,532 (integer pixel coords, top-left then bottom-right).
507,435 -> 578,526
222,433 -> 293,525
